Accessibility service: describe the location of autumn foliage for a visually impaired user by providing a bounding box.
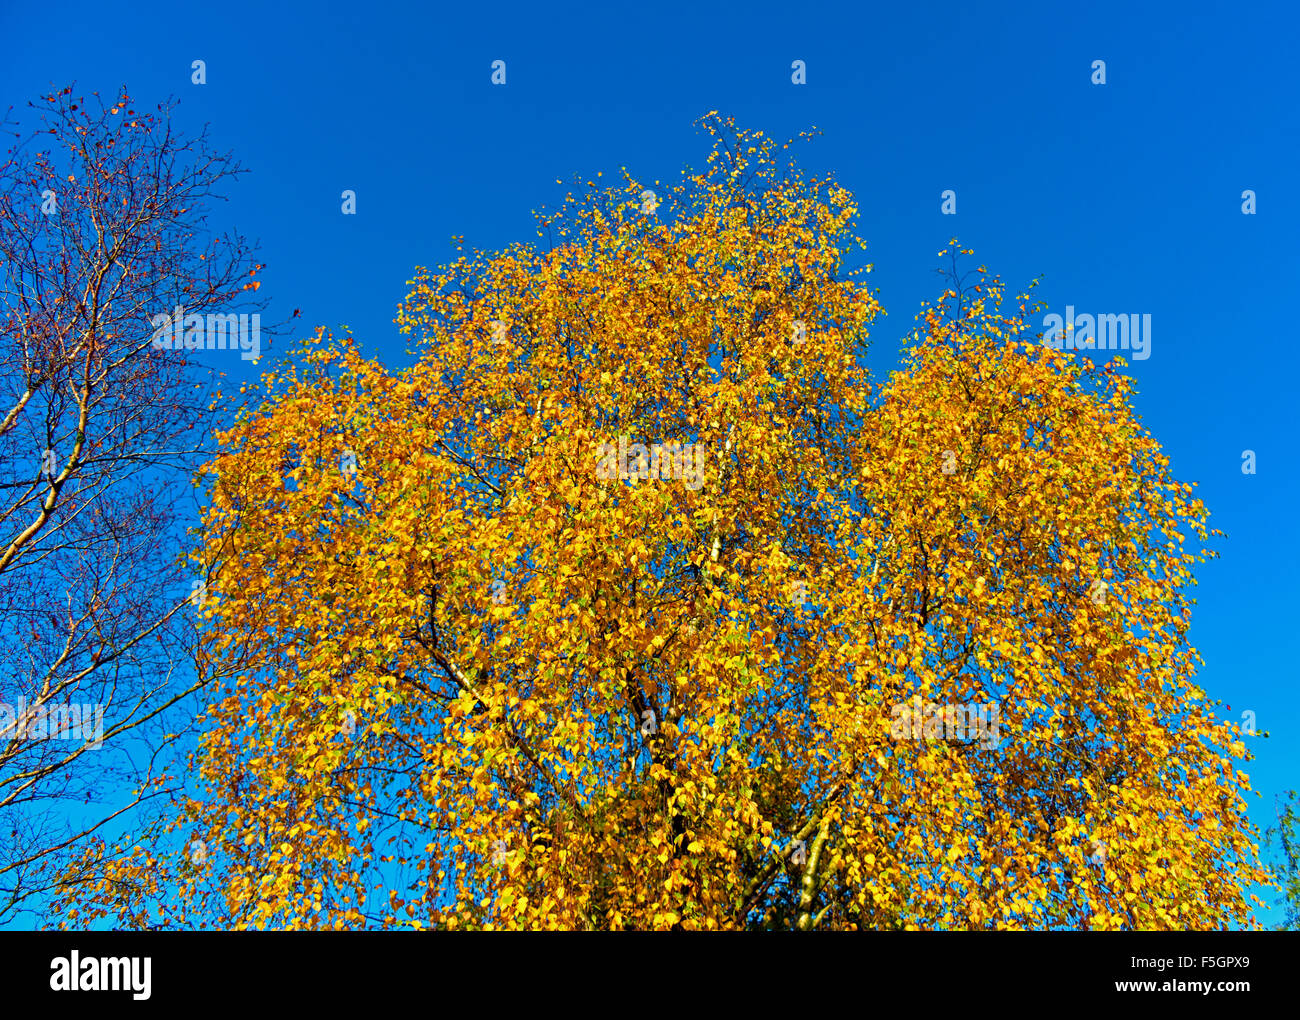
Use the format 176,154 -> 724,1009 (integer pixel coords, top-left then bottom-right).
58,115 -> 1267,930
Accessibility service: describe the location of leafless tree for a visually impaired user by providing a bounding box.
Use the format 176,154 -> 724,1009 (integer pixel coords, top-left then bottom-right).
0,85 -> 270,925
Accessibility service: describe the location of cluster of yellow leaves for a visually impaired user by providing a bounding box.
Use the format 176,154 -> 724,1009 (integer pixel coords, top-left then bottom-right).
55,116 -> 1267,930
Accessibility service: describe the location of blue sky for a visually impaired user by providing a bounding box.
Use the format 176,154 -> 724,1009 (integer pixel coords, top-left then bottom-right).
3,0 -> 1295,924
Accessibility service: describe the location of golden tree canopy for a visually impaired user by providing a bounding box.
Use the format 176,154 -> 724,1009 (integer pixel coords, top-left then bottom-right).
61,116 -> 1266,930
